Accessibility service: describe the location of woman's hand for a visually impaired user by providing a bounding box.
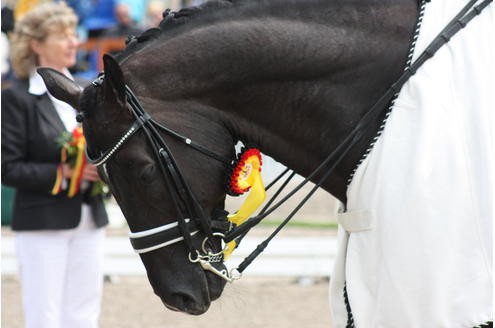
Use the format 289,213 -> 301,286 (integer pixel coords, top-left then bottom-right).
61,163 -> 73,179
61,163 -> 100,181
82,164 -> 100,182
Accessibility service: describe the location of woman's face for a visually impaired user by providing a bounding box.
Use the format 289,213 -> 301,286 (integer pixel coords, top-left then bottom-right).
32,27 -> 79,72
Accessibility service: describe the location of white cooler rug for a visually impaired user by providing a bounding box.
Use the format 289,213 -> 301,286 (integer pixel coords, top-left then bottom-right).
330,0 -> 493,327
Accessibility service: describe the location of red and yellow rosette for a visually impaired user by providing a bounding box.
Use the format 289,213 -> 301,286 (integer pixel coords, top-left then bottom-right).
227,148 -> 262,196
51,126 -> 87,198
224,148 -> 266,259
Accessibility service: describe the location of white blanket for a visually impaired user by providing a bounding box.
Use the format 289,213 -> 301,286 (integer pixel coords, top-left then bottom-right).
330,1 -> 493,327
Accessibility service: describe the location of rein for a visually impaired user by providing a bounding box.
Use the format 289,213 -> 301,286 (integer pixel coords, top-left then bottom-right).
86,0 -> 491,283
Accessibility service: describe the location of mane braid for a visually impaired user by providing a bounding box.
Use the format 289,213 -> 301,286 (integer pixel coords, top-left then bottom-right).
114,0 -> 234,62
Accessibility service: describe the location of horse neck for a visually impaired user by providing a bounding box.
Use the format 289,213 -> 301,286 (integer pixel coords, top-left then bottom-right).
122,0 -> 418,201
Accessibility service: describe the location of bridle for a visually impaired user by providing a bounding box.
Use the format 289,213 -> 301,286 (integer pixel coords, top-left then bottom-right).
85,0 -> 491,283
86,79 -> 237,279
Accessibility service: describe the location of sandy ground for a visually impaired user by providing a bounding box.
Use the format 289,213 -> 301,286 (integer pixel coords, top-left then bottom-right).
1,189 -> 339,327
2,275 -> 332,328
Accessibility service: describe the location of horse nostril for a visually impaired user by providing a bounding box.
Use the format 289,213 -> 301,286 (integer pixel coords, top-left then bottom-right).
171,293 -> 210,315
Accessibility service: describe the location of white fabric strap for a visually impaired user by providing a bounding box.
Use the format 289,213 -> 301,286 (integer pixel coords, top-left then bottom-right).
337,210 -> 374,232
128,219 -> 199,254
128,220 -> 184,238
132,231 -> 199,254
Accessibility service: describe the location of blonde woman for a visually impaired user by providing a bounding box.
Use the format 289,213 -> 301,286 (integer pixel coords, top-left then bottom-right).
1,3 -> 108,328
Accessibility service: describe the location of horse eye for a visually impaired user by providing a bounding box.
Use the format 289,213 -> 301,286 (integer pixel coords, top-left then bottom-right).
140,164 -> 156,184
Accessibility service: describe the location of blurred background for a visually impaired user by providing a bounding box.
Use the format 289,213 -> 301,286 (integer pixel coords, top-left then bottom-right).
1,0 -> 204,84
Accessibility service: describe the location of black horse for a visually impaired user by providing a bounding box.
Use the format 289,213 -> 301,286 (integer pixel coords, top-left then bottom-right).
39,0 -> 418,315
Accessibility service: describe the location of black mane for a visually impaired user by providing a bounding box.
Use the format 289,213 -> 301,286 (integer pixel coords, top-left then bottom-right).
114,0 -> 407,65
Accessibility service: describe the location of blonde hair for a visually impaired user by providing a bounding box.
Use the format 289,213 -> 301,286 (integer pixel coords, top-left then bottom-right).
10,2 -> 78,79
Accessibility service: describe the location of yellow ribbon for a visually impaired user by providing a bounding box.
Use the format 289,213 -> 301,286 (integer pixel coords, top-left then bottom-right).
67,135 -> 86,198
51,127 -> 86,198
224,155 -> 266,260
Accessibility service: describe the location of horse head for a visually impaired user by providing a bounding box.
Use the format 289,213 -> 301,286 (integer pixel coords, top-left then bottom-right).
38,54 -> 235,314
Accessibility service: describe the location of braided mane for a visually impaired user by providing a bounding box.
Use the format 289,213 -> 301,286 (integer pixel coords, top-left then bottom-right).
114,0 -> 234,62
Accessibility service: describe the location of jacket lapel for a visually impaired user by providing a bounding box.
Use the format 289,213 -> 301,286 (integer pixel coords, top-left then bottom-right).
36,94 -> 66,133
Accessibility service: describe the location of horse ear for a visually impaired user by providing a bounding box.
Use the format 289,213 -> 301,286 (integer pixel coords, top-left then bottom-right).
37,68 -> 82,110
102,54 -> 126,107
